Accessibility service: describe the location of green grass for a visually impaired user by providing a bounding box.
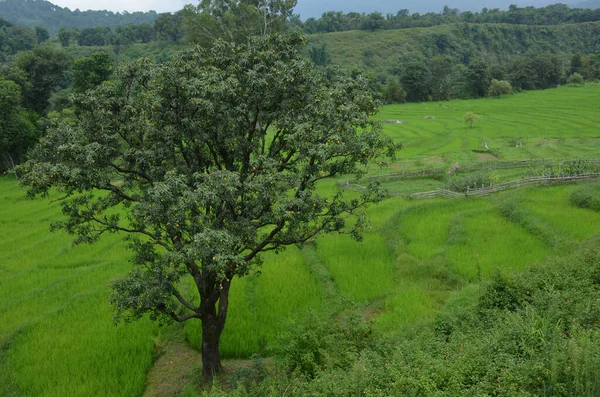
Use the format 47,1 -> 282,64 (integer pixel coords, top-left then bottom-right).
377,84 -> 600,169
3,84 -> 600,394
0,178 -> 158,397
184,248 -> 325,358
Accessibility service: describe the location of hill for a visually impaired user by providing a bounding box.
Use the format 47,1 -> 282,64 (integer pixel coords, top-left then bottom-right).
0,0 -> 158,35
295,0 -> 579,19
312,21 -> 600,78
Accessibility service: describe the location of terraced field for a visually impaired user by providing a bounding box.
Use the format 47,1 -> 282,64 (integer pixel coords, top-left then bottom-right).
377,84 -> 600,166
2,84 -> 600,396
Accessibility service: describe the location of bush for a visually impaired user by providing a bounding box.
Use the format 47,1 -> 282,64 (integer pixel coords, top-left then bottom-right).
489,79 -> 512,97
567,72 -> 584,85
570,184 -> 600,212
445,171 -> 492,192
276,309 -> 373,378
479,271 -> 532,312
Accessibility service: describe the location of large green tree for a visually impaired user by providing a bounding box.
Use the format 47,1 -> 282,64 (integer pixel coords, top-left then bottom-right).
400,59 -> 432,102
183,0 -> 296,46
18,34 -> 397,378
72,52 -> 113,93
0,78 -> 38,171
13,44 -> 71,113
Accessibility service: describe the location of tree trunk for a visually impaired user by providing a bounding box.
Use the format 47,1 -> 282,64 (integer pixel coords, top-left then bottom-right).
200,279 -> 231,379
201,306 -> 223,378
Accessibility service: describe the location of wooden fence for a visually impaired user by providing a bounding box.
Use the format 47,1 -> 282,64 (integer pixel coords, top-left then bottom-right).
343,173 -> 600,200
351,158 -> 600,183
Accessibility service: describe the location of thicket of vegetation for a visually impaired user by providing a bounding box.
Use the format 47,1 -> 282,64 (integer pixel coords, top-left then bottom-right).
311,22 -> 600,103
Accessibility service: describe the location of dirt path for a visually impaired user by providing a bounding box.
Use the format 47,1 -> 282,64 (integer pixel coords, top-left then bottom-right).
143,340 -> 202,397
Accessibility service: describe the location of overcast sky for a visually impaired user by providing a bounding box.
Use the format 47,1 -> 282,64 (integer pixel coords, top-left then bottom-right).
50,0 -> 575,16
51,0 -> 189,13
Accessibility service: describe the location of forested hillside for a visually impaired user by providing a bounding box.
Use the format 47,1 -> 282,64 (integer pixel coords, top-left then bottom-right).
0,0 -> 158,35
310,21 -> 600,101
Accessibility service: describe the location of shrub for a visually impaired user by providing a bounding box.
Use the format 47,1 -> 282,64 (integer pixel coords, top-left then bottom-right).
570,185 -> 600,212
276,309 -> 373,378
489,79 -> 512,97
445,171 -> 492,192
567,72 -> 584,85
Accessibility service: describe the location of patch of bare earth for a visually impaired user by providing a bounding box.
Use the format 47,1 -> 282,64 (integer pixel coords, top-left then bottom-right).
144,340 -> 267,396
144,341 -> 202,397
476,152 -> 499,161
425,156 -> 445,164
382,120 -> 406,124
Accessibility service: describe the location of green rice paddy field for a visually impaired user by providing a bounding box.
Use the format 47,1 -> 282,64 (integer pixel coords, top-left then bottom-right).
2,85 -> 600,396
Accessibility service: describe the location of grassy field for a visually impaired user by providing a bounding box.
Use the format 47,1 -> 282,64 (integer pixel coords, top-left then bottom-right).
376,84 -> 600,166
2,85 -> 600,395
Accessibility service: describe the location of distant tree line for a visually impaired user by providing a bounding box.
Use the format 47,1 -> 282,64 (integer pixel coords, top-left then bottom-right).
0,0 -> 157,35
296,4 -> 600,34
374,51 -> 599,104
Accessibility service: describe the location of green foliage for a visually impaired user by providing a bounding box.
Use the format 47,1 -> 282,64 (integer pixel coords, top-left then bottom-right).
537,159 -> 600,178
468,59 -> 491,98
296,4 -> 600,34
12,44 -> 72,113
17,33 -> 395,375
77,26 -> 112,46
72,52 -> 113,93
182,0 -> 297,47
277,309 -> 372,378
307,42 -> 330,66
399,58 -> 431,102
478,271 -> 531,311
0,0 -> 158,35
0,17 -> 36,60
570,185 -> 600,212
489,79 -> 512,97
568,72 -> 585,85
0,78 -> 39,169
212,246 -> 600,396
463,111 -> 480,128
34,26 -> 49,44
383,78 -> 405,104
445,171 -> 491,192
154,12 -> 185,43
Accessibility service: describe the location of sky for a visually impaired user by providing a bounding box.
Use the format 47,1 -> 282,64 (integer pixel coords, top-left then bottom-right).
51,0 -> 189,13
50,0 -> 576,16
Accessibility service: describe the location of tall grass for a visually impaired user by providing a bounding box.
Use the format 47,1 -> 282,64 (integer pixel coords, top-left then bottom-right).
184,248 -> 324,358
0,178 -> 158,397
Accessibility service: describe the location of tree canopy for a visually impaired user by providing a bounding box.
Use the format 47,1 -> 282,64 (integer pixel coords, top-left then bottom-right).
12,44 -> 71,113
182,0 -> 297,46
0,78 -> 38,171
18,33 -> 397,377
72,52 -> 113,93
